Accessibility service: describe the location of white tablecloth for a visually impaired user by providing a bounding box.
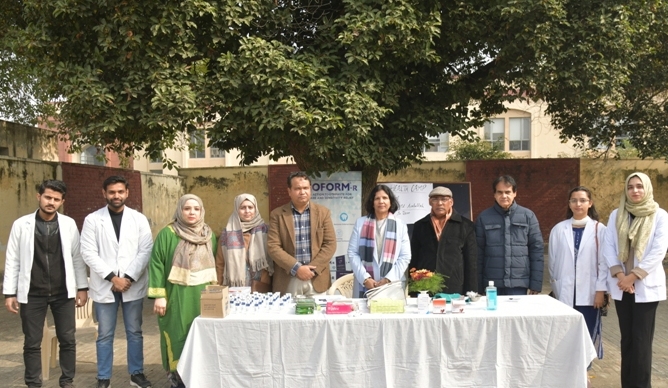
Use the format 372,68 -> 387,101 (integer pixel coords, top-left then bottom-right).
177,295 -> 596,388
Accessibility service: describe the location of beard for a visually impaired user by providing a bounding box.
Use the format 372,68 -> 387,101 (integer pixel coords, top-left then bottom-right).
106,197 -> 126,210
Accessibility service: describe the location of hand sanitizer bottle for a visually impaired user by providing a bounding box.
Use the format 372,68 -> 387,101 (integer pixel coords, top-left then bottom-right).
486,281 -> 497,311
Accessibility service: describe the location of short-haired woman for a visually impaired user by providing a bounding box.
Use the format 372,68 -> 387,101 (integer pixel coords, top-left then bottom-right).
348,185 -> 411,298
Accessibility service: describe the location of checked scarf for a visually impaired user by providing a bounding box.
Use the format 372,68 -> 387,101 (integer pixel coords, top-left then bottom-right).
358,214 -> 398,278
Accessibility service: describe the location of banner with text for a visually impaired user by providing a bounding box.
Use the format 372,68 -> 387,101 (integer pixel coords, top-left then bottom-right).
311,172 -> 362,282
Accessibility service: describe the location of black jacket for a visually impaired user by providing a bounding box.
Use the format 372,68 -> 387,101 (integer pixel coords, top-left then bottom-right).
409,211 -> 478,294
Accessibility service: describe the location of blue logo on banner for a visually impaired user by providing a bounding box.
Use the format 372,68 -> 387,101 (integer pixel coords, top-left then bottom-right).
340,213 -> 348,221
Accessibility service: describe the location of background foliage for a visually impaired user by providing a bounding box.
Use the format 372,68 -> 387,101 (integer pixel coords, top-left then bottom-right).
1,0 -> 667,194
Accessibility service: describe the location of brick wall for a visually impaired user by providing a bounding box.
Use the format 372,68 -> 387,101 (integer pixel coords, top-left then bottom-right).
466,159 -> 580,241
61,163 -> 142,230
268,164 -> 301,211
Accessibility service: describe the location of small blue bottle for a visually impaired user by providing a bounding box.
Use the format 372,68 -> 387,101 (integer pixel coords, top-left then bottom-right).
486,281 -> 497,311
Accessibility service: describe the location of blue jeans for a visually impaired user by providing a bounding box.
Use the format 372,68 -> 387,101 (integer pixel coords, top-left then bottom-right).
497,287 -> 528,296
94,292 -> 144,379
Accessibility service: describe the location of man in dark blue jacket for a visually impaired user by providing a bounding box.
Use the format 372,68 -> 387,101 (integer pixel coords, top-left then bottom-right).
475,176 -> 543,295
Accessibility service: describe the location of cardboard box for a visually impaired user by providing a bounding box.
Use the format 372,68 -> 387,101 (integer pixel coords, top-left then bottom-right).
200,285 -> 230,318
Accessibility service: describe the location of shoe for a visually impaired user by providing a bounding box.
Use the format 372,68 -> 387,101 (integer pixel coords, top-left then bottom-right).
60,383 -> 75,388
130,372 -> 152,388
96,379 -> 110,388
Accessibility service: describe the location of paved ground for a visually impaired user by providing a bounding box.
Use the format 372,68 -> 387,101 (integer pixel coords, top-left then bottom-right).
1,259 -> 667,387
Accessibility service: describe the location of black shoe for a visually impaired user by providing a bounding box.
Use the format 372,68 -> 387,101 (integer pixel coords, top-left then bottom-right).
96,379 -> 110,388
130,372 -> 152,388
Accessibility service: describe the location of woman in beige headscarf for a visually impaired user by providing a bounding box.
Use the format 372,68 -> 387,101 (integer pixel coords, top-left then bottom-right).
216,194 -> 273,292
601,172 -> 668,388
148,194 -> 217,388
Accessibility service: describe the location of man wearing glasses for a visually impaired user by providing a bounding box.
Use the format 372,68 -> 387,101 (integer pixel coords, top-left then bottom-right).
409,186 -> 477,294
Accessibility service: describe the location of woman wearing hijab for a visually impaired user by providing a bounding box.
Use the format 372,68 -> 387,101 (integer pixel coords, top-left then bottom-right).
602,172 -> 668,388
216,193 -> 273,292
348,184 -> 411,298
548,186 -> 608,360
148,194 -> 217,388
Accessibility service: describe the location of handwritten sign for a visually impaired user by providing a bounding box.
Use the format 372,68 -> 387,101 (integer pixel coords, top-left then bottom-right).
385,183 -> 434,224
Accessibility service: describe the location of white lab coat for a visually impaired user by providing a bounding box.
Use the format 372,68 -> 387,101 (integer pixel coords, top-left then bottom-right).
602,208 -> 668,303
80,206 -> 153,303
3,211 -> 88,304
348,216 -> 411,298
548,218 -> 608,307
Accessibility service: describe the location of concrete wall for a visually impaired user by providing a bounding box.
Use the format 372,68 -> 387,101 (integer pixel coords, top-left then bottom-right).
0,157 -> 60,274
379,162 -> 467,183
580,159 -> 668,224
180,166 -> 269,235
141,172 -> 185,235
0,120 -> 59,161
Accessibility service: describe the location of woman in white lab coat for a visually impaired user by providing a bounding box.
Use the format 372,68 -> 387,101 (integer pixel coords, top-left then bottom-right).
601,172 -> 668,388
348,185 -> 411,298
548,186 -> 608,359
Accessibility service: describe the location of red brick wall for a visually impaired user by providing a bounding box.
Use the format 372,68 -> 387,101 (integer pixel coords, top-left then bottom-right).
466,159 -> 580,240
268,164 -> 301,211
61,163 -> 142,230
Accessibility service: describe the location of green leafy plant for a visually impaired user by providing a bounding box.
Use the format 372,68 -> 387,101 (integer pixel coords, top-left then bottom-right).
446,138 -> 513,161
408,268 -> 447,295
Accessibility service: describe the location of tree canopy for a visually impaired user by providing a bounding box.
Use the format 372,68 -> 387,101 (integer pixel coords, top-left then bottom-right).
2,0 -> 667,190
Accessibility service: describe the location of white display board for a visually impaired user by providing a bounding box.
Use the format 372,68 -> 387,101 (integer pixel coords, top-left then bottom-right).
383,183 -> 434,225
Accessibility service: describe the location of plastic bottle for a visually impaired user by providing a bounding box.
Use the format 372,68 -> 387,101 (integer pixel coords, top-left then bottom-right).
417,291 -> 431,314
486,281 -> 497,311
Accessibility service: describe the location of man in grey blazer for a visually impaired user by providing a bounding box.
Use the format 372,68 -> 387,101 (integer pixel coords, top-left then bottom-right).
268,171 -> 337,295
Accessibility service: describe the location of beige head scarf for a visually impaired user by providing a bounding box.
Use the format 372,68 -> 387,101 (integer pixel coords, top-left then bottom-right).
615,172 -> 659,263
220,194 -> 273,287
168,194 -> 217,286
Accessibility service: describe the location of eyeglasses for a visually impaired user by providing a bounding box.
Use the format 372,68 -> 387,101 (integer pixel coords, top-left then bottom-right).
430,197 -> 452,203
568,199 -> 590,204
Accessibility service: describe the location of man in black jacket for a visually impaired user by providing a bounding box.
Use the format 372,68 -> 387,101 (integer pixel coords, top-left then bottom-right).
409,186 -> 477,294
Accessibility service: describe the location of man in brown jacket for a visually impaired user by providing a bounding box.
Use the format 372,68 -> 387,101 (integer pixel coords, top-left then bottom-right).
268,171 -> 337,295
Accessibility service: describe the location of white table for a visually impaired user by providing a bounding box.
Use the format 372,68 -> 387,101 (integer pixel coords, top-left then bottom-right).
177,295 -> 596,387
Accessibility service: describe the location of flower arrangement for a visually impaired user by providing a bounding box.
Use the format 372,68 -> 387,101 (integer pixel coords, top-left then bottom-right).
408,268 -> 447,295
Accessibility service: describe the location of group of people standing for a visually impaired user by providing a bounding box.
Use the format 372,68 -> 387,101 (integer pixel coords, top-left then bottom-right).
3,170 -> 666,388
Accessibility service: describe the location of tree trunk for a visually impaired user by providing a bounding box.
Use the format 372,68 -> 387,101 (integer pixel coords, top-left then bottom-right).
360,165 -> 380,214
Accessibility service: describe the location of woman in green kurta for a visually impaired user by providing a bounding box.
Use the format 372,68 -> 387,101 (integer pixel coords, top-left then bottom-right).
148,194 -> 217,388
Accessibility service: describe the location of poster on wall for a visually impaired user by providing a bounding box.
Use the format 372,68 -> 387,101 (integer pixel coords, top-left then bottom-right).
311,172 -> 362,282
384,183 -> 434,224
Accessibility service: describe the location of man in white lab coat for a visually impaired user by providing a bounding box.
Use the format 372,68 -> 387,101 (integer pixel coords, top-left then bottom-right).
3,180 -> 88,388
80,176 -> 153,388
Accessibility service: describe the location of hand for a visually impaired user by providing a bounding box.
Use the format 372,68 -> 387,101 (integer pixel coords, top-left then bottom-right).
75,290 -> 88,307
295,265 -> 316,281
528,290 -> 540,295
111,276 -> 131,292
4,297 -> 19,314
593,291 -> 605,309
154,298 -> 167,316
617,274 -> 636,294
377,278 -> 391,287
363,278 -> 377,289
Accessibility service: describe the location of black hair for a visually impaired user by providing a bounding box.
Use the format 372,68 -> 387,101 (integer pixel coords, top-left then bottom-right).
364,184 -> 399,216
492,175 -> 517,193
287,171 -> 311,188
565,186 -> 600,221
38,180 -> 67,198
102,175 -> 129,190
